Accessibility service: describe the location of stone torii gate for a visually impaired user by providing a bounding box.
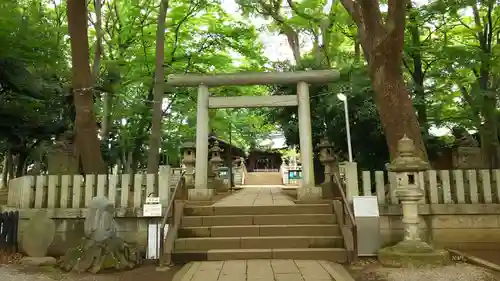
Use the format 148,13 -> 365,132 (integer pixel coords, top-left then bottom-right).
166,70 -> 340,201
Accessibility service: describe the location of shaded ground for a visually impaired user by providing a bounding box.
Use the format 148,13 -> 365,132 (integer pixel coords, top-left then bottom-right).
464,250 -> 500,266
12,263 -> 182,281
346,257 -> 500,281
0,252 -> 182,281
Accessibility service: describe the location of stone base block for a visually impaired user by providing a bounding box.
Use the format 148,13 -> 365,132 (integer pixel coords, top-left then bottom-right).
188,189 -> 214,201
378,240 -> 450,268
297,186 -> 322,201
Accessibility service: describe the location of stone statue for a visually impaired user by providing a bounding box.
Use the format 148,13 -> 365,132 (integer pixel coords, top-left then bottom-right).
59,197 -> 140,273
47,131 -> 79,175
84,197 -> 116,242
451,126 -> 484,169
452,127 -> 478,147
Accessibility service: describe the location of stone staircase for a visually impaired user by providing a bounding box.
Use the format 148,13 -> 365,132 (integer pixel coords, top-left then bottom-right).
172,203 -> 347,263
245,172 -> 283,185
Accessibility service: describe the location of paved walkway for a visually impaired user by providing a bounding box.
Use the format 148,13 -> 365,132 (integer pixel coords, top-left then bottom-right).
174,260 -> 354,281
214,187 -> 294,206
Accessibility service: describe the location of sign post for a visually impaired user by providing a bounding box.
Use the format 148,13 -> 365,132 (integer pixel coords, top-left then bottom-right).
143,197 -> 162,260
287,169 -> 302,185
219,166 -> 229,186
352,196 -> 381,256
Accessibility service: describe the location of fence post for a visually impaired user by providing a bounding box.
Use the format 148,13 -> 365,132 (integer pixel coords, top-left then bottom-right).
158,165 -> 171,206
19,176 -> 34,208
344,162 -> 359,203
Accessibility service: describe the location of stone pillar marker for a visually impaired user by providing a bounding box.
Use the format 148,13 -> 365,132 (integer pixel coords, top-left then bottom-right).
191,84 -> 213,201
378,135 -> 449,267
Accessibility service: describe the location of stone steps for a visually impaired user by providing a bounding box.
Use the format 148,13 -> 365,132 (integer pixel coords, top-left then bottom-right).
183,204 -> 332,216
245,172 -> 283,185
175,236 -> 344,251
172,203 -> 348,263
172,248 -> 348,263
178,224 -> 341,237
181,214 -> 336,227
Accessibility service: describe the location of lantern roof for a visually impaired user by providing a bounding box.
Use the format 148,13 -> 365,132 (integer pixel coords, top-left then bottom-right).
180,141 -> 196,151
316,136 -> 332,149
387,135 -> 429,172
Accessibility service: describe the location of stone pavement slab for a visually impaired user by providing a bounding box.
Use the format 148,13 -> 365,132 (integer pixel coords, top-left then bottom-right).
174,260 -> 355,281
214,187 -> 294,206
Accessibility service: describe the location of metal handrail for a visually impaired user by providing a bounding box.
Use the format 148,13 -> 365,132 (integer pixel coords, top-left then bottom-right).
332,170 -> 358,262
158,171 -> 186,265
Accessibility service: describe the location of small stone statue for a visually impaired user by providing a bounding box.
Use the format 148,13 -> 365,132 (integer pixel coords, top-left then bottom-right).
84,197 -> 117,242
59,197 -> 141,273
452,127 -> 478,147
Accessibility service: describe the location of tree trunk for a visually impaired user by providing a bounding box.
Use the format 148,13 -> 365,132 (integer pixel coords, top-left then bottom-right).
1,151 -> 10,189
370,61 -> 428,161
340,0 -> 428,161
7,152 -> 13,181
15,151 -> 28,178
146,0 -> 169,174
92,0 -> 110,142
481,95 -> 500,168
67,0 -> 106,174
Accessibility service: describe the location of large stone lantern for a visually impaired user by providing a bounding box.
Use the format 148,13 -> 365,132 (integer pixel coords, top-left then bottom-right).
180,141 -> 196,189
209,141 -> 223,177
378,135 -> 449,267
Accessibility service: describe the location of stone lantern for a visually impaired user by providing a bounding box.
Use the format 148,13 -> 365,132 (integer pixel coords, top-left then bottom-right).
208,141 -> 225,192
209,141 -> 223,177
378,135 -> 449,267
180,141 -> 196,188
317,136 -> 335,184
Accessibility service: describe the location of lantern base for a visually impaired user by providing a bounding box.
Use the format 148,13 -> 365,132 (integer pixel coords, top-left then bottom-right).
188,188 -> 214,201
297,186 -> 322,201
378,240 -> 450,268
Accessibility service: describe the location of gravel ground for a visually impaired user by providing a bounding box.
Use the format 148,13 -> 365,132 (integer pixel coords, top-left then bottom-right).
348,258 -> 500,281
0,264 -> 181,281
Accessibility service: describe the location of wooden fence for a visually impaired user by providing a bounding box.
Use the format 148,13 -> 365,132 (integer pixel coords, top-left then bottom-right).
0,211 -> 19,252
7,165 -> 246,209
7,166 -> 173,209
351,169 -> 500,204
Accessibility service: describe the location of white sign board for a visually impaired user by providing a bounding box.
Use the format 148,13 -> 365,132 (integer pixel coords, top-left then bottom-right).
352,196 -> 379,217
143,204 -> 162,217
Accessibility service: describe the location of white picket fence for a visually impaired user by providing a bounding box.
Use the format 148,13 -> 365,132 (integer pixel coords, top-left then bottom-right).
8,165 -> 247,209
346,168 -> 500,204
8,166 -> 174,209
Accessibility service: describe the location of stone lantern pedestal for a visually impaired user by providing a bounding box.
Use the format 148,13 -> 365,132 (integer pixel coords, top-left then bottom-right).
378,135 -> 449,268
